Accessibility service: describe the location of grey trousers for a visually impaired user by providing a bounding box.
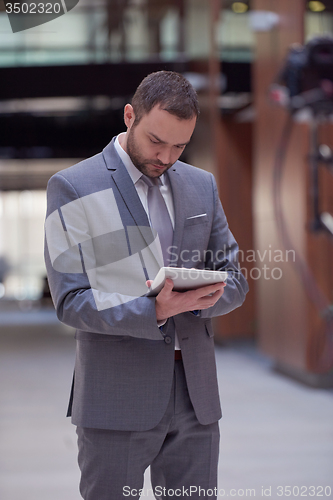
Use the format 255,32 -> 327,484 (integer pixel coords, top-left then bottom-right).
76,359 -> 220,500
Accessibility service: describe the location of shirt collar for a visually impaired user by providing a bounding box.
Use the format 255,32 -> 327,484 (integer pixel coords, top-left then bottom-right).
114,133 -> 165,186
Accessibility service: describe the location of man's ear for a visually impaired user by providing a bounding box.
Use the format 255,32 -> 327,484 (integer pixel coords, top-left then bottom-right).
124,104 -> 136,129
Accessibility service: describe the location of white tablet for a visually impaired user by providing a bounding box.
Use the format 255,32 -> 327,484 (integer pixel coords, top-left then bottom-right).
146,267 -> 228,297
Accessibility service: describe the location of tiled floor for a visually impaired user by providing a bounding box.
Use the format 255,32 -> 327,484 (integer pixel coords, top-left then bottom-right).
1,310 -> 332,499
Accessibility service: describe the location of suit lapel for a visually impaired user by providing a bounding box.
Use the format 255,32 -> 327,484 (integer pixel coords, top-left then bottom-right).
167,165 -> 185,267
168,162 -> 209,268
101,139 -> 166,273
103,140 -> 199,270
102,139 -> 149,229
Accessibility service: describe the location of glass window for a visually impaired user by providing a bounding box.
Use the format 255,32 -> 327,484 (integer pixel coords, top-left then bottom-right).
0,0 -> 254,67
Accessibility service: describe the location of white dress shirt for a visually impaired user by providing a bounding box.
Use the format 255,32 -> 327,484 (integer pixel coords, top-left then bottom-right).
115,133 -> 180,349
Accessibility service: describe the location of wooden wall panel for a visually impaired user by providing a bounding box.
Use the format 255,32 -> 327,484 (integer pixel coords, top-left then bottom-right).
215,119 -> 255,338
188,7 -> 255,339
188,96 -> 255,338
252,0 -> 308,369
252,0 -> 333,379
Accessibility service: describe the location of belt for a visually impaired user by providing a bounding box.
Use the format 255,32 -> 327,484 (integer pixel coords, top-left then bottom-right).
174,350 -> 182,361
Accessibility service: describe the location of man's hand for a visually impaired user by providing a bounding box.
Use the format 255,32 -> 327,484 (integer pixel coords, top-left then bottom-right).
146,278 -> 226,322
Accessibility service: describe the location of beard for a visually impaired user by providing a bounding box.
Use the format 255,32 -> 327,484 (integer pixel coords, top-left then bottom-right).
126,126 -> 173,178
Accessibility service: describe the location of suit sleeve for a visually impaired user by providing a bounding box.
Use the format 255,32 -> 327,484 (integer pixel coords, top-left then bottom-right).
199,174 -> 249,319
44,173 -> 163,341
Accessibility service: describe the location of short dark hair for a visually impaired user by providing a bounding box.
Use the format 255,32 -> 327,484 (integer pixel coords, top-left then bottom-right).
131,71 -> 200,124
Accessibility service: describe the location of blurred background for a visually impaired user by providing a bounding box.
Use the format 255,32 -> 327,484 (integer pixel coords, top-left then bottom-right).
0,0 -> 332,499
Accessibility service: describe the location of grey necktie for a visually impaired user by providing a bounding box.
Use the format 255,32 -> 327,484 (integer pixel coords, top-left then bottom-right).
141,175 -> 173,266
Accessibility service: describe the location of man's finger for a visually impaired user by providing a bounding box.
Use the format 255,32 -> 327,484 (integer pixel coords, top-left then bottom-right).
156,278 -> 174,298
192,281 -> 226,298
196,287 -> 225,309
162,278 -> 174,291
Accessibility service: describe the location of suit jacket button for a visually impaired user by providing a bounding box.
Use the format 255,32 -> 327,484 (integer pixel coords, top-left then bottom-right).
164,336 -> 172,344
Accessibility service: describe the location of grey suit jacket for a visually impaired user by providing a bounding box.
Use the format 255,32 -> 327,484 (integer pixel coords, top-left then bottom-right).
44,138 -> 248,431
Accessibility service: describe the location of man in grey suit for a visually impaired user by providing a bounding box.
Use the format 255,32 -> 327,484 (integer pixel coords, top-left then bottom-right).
44,71 -> 248,499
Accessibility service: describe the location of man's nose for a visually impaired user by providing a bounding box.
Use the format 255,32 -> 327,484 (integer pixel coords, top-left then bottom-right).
157,147 -> 173,166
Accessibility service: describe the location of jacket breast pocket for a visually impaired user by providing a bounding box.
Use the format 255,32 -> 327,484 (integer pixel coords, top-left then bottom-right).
184,214 -> 209,227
